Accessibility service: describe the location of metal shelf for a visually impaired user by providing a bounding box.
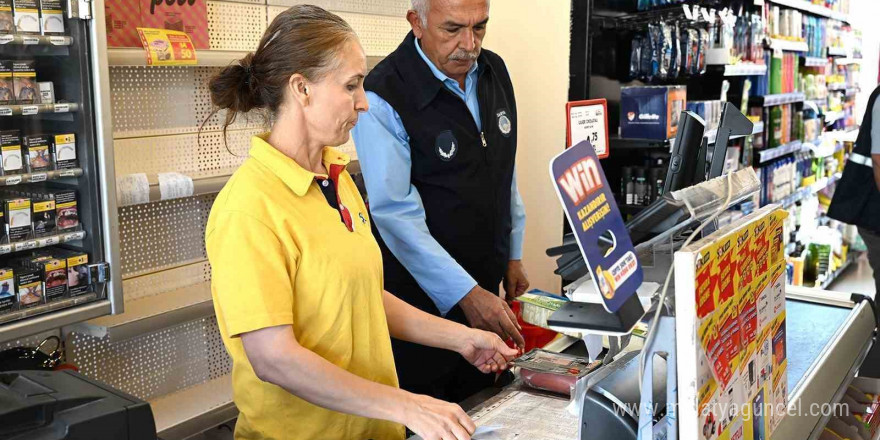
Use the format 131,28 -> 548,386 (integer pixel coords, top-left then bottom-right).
0,34 -> 73,46
0,168 -> 82,186
0,230 -> 86,256
803,57 -> 828,67
752,92 -> 806,107
0,103 -> 79,116
758,140 -> 807,164
723,63 -> 768,76
150,374 -> 237,440
778,172 -> 842,209
76,281 -> 213,341
118,174 -> 231,207
766,0 -> 850,22
836,57 -> 862,65
0,299 -> 110,343
107,48 -> 250,67
769,38 -> 810,52
824,110 -> 845,124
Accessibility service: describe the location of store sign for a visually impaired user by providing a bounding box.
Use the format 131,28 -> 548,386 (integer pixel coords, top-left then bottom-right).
550,139 -> 642,313
137,28 -> 198,66
567,99 -> 610,158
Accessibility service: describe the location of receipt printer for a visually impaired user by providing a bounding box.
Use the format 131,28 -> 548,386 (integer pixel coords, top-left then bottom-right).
579,351 -> 668,440
0,369 -> 156,439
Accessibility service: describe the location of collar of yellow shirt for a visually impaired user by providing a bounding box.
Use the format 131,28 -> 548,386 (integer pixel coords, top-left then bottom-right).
249,134 -> 351,196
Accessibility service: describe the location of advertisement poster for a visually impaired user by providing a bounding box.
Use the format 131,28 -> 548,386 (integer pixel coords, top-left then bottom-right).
137,28 -> 198,66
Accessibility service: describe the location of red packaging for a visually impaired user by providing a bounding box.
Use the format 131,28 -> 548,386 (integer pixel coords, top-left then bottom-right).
105,0 -> 142,48
140,0 -> 208,49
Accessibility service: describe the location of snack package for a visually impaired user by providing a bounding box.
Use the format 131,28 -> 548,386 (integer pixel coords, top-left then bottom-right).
512,349 -> 602,396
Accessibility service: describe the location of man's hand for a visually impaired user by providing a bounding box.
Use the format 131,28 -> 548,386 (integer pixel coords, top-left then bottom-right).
459,286 -> 525,348
503,260 -> 530,300
458,329 -> 520,373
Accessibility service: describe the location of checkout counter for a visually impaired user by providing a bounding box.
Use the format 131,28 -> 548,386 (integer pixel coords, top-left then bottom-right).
409,288 -> 875,440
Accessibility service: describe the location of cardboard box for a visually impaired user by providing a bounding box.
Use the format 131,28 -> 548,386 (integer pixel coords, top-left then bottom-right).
15,266 -> 42,308
140,0 -> 208,49
104,0 -> 141,47
38,81 -> 53,104
39,0 -> 63,34
31,198 -> 54,235
12,60 -> 37,105
620,85 -> 687,140
12,0 -> 39,34
0,0 -> 13,33
0,130 -> 22,175
0,60 -> 14,105
5,197 -> 30,242
23,134 -> 50,172
51,188 -> 78,230
51,133 -> 77,169
35,256 -> 66,302
0,268 -> 15,313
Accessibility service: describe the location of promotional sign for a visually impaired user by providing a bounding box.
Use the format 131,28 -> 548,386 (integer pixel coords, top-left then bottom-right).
566,99 -> 610,158
550,139 -> 642,313
137,28 -> 197,66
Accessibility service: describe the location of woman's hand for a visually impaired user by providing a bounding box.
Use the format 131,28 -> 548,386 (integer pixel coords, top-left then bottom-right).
402,393 -> 475,440
458,329 -> 520,374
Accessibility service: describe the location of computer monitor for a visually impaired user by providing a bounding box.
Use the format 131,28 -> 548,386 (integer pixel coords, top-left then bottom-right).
708,102 -> 755,180
663,111 -> 707,194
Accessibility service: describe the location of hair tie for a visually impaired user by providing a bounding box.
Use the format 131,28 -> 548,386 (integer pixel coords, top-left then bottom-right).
243,64 -> 253,85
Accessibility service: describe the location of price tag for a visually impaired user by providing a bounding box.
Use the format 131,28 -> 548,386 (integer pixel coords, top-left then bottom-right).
137,28 -> 198,66
59,170 -> 77,178
21,105 -> 38,116
63,232 -> 84,242
0,244 -> 11,254
28,173 -> 47,183
22,36 -> 39,45
0,107 -> 12,116
566,99 -> 610,159
38,236 -> 60,247
14,240 -> 37,251
4,175 -> 21,186
0,35 -> 13,45
49,36 -> 66,45
54,103 -> 69,113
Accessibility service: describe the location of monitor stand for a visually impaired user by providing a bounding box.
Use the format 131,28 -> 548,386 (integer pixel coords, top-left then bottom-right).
547,294 -> 645,336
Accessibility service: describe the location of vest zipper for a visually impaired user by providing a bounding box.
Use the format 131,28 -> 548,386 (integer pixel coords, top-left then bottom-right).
480,132 -> 487,148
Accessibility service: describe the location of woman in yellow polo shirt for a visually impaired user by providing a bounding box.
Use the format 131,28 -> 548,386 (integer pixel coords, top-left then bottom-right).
205,6 -> 518,440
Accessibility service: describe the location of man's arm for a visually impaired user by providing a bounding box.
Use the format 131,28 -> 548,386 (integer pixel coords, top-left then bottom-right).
504,170 -> 530,299
352,92 -> 477,316
353,92 -> 523,346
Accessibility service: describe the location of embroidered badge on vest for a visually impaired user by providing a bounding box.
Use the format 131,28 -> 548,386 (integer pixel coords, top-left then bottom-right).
435,130 -> 458,161
497,109 -> 512,137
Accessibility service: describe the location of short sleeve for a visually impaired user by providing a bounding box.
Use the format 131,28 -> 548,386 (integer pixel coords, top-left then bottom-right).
206,211 -> 297,337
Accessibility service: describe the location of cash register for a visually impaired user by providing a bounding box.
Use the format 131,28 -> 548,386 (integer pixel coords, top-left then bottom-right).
0,369 -> 156,439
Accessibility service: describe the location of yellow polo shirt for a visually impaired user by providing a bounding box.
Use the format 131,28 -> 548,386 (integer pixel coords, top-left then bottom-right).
206,135 -> 405,440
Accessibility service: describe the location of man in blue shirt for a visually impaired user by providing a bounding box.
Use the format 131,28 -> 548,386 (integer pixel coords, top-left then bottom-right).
353,0 -> 528,401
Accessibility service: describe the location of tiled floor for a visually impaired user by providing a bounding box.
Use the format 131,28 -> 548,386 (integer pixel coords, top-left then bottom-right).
828,253 -> 877,297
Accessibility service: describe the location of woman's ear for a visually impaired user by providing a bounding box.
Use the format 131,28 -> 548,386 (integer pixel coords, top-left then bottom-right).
288,73 -> 310,107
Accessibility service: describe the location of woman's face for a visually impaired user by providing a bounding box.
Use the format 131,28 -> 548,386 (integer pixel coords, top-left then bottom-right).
303,39 -> 369,147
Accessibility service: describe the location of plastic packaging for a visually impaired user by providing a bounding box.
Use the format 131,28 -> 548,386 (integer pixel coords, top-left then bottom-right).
630,35 -> 643,80
659,22 -> 672,79
512,349 -> 602,396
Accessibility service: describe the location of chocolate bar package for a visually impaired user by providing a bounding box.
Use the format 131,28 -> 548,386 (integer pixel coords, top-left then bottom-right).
0,268 -> 15,313
12,0 -> 40,34
0,0 -> 13,33
12,60 -> 37,105
23,134 -> 50,172
31,197 -> 55,235
0,60 -> 14,104
39,0 -> 63,34
54,248 -> 88,296
0,130 -> 22,175
5,198 -> 30,242
51,133 -> 77,169
15,265 -> 42,308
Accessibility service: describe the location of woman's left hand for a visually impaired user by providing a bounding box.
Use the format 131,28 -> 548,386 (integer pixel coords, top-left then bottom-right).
459,329 -> 520,374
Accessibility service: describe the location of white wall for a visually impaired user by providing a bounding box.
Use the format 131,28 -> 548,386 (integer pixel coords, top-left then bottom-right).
483,1 -> 570,293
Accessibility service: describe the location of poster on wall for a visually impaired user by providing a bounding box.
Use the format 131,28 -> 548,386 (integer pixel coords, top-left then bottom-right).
566,99 -> 610,158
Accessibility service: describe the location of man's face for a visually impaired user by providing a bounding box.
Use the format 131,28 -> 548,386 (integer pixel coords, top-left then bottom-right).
409,0 -> 489,81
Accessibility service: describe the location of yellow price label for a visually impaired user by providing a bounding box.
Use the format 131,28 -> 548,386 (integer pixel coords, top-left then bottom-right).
137,28 -> 198,66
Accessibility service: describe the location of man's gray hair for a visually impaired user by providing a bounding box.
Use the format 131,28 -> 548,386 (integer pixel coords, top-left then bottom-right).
411,0 -> 490,27
411,0 -> 429,26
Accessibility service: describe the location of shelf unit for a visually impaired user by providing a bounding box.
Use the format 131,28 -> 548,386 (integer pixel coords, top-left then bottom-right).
0,103 -> 78,116
752,92 -> 806,107
757,140 -> 809,164
722,63 -> 768,76
803,57 -> 828,67
770,38 -> 810,52
0,230 -> 86,256
766,0 -> 850,22
778,172 -> 842,209
108,49 -> 249,67
0,34 -> 73,46
150,375 -> 236,440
